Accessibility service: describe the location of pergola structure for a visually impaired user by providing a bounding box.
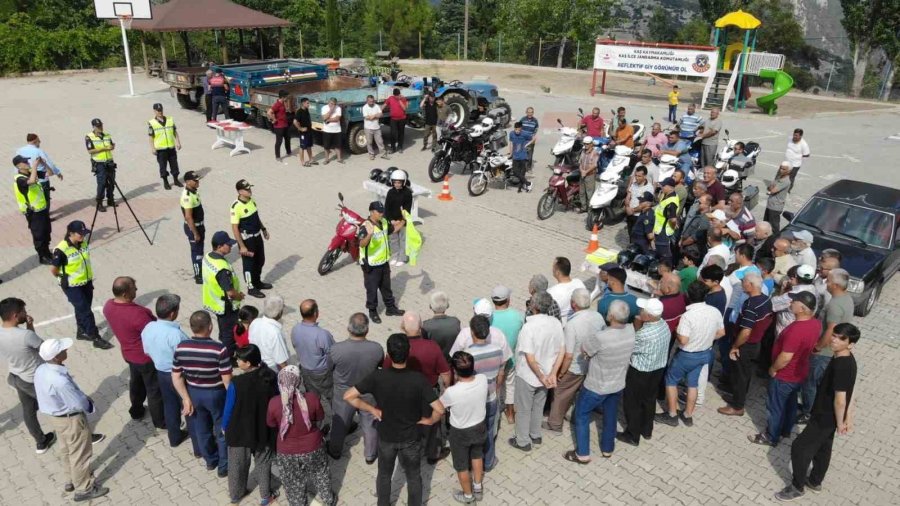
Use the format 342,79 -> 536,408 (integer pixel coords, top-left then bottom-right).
115,0 -> 292,73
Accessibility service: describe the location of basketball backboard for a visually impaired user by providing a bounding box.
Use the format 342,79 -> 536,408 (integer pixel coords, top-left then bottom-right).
94,0 -> 152,19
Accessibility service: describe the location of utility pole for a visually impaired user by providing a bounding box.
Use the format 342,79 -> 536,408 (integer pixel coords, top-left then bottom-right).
575,40 -> 580,69
299,29 -> 303,58
463,0 -> 469,60
379,30 -> 383,51
419,31 -> 422,59
825,59 -> 835,93
457,32 -> 461,60
498,35 -> 501,62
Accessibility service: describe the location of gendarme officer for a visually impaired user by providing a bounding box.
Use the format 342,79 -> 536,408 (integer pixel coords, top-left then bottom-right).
180,171 -> 204,284
12,155 -> 52,264
230,179 -> 271,299
358,201 -> 405,324
49,220 -> 113,350
148,103 -> 183,190
85,118 -> 116,212
202,231 -> 244,355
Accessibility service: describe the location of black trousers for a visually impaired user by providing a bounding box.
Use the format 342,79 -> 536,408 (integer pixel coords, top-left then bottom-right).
204,94 -> 213,121
513,160 -> 528,190
377,439 -> 422,506
25,209 -> 51,259
791,421 -> 836,491
240,235 -> 265,289
788,166 -> 800,192
8,373 -> 44,444
423,386 -> 444,459
211,95 -> 229,120
62,283 -> 97,337
93,161 -> 115,201
216,307 -> 239,358
729,341 -> 760,409
362,263 -> 397,312
623,366 -> 666,442
128,361 -> 165,428
758,323 -> 777,376
183,224 -> 205,278
390,119 -> 406,151
156,148 -> 180,179
764,207 -> 782,235
39,179 -> 51,206
274,126 -> 292,158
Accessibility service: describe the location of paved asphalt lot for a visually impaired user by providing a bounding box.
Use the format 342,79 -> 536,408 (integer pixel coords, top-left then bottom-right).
0,71 -> 898,505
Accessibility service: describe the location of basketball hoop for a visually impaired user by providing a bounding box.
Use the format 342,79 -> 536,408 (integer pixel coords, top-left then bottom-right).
119,15 -> 132,29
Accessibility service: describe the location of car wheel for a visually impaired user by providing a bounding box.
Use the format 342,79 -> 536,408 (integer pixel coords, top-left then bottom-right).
855,281 -> 881,316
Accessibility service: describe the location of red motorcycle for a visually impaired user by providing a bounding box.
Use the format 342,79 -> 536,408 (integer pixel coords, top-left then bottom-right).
317,193 -> 363,275
536,165 -> 582,220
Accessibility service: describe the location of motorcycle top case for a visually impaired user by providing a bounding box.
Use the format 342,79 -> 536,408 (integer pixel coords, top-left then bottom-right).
487,130 -> 508,152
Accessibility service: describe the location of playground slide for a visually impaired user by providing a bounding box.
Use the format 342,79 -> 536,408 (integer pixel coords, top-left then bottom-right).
756,68 -> 794,115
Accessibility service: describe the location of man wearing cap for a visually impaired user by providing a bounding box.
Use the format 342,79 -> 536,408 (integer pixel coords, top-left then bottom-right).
618,297 -> 670,446
12,155 -> 53,264
772,264 -> 817,336
630,191 -> 656,254
85,118 -> 116,212
749,290 -> 820,447
788,230 -> 817,268
577,136 -> 598,210
359,201 -> 405,324
50,221 -> 113,350
34,338 -> 109,501
231,179 -> 272,298
765,162 -> 792,234
148,103 -> 182,190
653,178 -> 680,266
180,171 -> 205,284
17,133 -> 64,211
202,231 -> 245,356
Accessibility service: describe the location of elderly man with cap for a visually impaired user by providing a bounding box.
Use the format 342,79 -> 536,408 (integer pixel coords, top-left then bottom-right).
49,221 -> 113,350
618,297 -> 670,446
12,155 -> 53,264
34,338 -> 108,501
84,118 -> 116,212
483,285 -> 525,424
231,179 -> 272,299
577,136 -> 599,210
765,162 -> 792,234
148,103 -> 182,190
630,191 -> 656,254
653,178 -> 680,267
180,171 -> 205,284
17,133 -> 64,212
359,200 -> 405,324
749,290 -> 821,447
787,230 -> 817,268
202,231 -> 245,356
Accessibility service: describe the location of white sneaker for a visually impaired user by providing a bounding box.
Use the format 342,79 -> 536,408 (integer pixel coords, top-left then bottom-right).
395,261 -> 406,266
389,260 -> 398,266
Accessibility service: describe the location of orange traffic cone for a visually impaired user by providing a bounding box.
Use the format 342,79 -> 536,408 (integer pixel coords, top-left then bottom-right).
584,223 -> 600,253
438,176 -> 454,201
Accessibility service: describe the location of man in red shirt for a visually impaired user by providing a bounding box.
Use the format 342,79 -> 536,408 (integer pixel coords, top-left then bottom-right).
267,89 -> 292,162
101,276 -> 164,428
579,107 -> 605,138
384,88 -> 408,153
749,291 -> 820,446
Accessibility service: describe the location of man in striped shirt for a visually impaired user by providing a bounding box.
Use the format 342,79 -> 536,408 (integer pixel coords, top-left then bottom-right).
172,311 -> 233,477
464,315 -> 509,472
677,103 -> 704,142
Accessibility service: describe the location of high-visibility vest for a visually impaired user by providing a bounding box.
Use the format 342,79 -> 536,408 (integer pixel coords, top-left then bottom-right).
86,132 -> 114,162
202,253 -> 240,315
55,240 -> 92,287
149,116 -> 177,150
13,173 -> 47,214
653,193 -> 680,237
360,218 -> 390,266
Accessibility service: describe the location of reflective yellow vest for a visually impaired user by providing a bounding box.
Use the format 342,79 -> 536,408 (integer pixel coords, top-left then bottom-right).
360,218 -> 390,266
149,116 -> 177,150
55,240 -> 92,287
13,174 -> 47,214
202,253 -> 241,315
653,193 -> 680,237
86,132 -> 114,162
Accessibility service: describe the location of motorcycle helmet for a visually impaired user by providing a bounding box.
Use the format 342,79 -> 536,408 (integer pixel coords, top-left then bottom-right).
647,259 -> 662,280
389,169 -> 408,182
379,167 -> 395,185
369,168 -> 383,181
631,254 -> 651,274
720,169 -> 739,189
480,117 -> 495,131
626,243 -> 643,257
468,125 -> 484,138
617,249 -> 636,269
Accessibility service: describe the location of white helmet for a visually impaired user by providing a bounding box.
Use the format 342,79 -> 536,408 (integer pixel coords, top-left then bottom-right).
582,136 -> 594,146
720,169 -> 739,188
389,169 -> 408,182
480,117 -> 495,130
469,125 -> 484,137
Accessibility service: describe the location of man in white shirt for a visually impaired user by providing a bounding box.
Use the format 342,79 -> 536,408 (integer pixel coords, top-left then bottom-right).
321,97 -> 343,164
786,229 -> 817,268
449,299 -> 511,357
785,128 -> 810,192
361,95 -> 388,161
510,292 -> 565,450
248,296 -> 289,370
546,257 -> 586,324
700,226 -> 732,270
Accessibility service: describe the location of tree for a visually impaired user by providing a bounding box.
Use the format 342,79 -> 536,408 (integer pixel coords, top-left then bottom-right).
647,6 -> 677,43
325,0 -> 341,57
363,0 -> 434,58
840,0 -> 885,96
698,0 -> 733,25
675,19 -> 711,46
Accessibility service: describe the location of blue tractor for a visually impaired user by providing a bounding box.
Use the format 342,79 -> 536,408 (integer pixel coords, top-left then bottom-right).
385,75 -> 512,129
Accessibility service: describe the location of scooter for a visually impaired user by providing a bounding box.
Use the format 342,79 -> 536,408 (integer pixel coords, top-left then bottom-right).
714,130 -> 762,172
604,110 -> 647,146
317,192 -> 363,275
467,150 -> 517,196
550,109 -> 584,167
586,143 -> 633,229
536,165 -> 582,220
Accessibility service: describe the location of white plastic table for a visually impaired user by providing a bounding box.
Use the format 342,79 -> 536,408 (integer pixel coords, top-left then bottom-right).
362,180 -> 433,224
208,120 -> 252,156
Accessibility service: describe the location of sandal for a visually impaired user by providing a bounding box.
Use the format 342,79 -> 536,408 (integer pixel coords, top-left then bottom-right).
563,450 -> 590,465
601,452 -> 613,458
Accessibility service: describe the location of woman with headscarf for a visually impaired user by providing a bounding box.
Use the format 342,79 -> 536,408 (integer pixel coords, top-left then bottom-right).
266,365 -> 335,506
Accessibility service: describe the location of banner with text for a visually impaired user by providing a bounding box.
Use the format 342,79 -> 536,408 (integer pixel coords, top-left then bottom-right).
593,44 -> 718,78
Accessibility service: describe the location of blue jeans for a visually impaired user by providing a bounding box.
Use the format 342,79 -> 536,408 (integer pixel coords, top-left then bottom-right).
62,283 -> 97,336
668,105 -> 677,123
188,386 -> 227,472
158,371 -> 200,453
484,400 -> 499,470
574,388 -> 621,456
800,354 -> 831,416
766,378 -> 802,444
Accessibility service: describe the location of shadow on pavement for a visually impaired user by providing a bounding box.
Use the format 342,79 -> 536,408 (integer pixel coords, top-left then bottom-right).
266,254 -> 302,285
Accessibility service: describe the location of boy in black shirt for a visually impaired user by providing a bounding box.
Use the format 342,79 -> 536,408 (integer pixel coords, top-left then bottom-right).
776,322 -> 859,501
292,98 -> 317,167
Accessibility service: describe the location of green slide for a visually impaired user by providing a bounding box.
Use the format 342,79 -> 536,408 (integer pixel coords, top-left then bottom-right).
756,69 -> 794,116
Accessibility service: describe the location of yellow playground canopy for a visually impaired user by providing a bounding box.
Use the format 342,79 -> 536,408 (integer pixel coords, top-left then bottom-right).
714,10 -> 762,30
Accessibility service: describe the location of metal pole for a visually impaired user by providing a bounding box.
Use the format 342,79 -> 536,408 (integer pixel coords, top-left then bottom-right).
825,59 -> 835,93
463,0 -> 469,60
379,30 -> 382,51
457,33 -> 460,60
575,40 -> 580,69
299,29 -> 303,58
498,35 -> 501,62
340,39 -> 344,58
419,31 -> 422,59
119,18 -> 134,96
538,38 -> 542,66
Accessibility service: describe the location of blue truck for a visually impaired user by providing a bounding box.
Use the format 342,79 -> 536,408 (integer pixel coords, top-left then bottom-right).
385,76 -> 512,129
211,59 -> 330,121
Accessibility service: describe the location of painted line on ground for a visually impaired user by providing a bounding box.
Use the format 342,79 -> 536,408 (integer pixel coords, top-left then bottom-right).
34,306 -> 103,328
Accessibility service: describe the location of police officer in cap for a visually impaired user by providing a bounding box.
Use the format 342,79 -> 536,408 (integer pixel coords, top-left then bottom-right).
653,177 -> 681,267
181,171 -> 204,284
148,103 -> 183,190
231,179 -> 271,298
85,118 -> 116,212
202,231 -> 244,356
359,201 -> 405,324
630,191 -> 656,254
49,220 -> 113,350
12,155 -> 52,264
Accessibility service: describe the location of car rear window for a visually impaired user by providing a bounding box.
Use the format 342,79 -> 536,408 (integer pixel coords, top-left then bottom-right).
795,197 -> 894,249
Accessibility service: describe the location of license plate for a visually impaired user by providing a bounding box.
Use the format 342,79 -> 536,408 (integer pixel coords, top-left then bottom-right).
229,101 -> 241,108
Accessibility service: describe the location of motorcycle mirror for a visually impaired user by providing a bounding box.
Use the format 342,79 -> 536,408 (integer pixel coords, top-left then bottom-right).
632,119 -> 639,123
557,118 -> 563,125
725,129 -> 730,136
578,108 -> 583,114
338,192 -> 344,202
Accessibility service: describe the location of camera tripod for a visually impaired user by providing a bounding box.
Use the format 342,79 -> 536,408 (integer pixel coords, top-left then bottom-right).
89,173 -> 153,245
